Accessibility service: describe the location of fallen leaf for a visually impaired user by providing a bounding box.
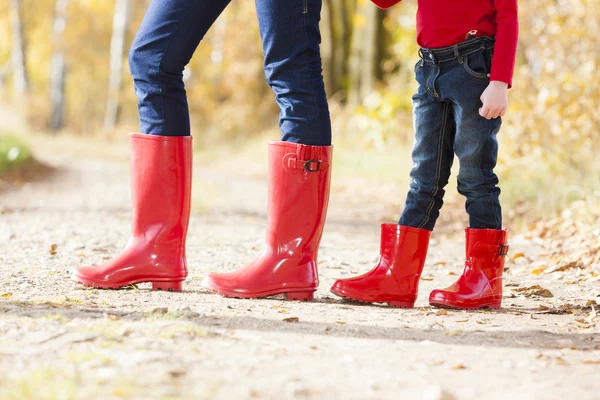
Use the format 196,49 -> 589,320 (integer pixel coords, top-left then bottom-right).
554,357 -> 569,366
168,370 -> 186,378
152,307 -> 168,314
451,364 -> 467,370
444,330 -> 463,336
586,305 -> 597,323
447,271 -> 456,275
436,310 -> 449,316
1,292 -> 12,299
278,309 -> 287,314
582,360 -> 600,365
537,305 -> 550,311
434,261 -> 447,266
456,319 -> 469,323
421,277 -> 434,281
513,285 -> 553,298
103,313 -> 120,321
531,267 -> 546,275
283,317 -> 299,323
335,321 -> 347,325
512,252 -> 525,260
49,244 -> 58,256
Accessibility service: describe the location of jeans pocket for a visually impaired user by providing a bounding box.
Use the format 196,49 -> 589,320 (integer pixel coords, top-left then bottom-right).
414,59 -> 424,74
462,52 -> 491,80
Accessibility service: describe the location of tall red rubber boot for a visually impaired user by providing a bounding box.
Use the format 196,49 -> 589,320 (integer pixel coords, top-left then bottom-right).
202,141 -> 332,300
429,228 -> 509,309
72,133 -> 192,291
330,224 -> 431,308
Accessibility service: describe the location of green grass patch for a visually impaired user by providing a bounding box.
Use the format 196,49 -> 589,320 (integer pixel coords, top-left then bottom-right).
0,134 -> 33,176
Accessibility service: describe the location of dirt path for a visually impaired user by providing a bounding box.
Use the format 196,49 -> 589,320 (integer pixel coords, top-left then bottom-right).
1,143 -> 599,400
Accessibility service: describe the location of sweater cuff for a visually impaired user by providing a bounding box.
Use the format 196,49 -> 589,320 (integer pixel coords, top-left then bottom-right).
489,72 -> 513,89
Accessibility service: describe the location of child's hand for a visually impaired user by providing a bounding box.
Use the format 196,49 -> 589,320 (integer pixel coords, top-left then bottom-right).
479,81 -> 509,119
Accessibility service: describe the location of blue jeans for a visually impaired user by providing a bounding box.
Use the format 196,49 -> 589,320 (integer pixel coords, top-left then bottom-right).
129,0 -> 331,146
399,37 -> 502,230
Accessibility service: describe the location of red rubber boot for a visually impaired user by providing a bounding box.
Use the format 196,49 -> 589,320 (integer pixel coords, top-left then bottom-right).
203,141 -> 332,300
429,228 -> 509,309
72,133 -> 192,291
330,224 -> 431,308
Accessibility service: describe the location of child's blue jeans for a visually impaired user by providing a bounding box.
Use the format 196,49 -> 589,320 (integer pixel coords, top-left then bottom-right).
399,37 -> 503,230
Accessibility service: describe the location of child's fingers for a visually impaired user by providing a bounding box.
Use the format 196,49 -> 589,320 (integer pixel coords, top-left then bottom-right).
499,108 -> 507,117
479,106 -> 492,119
492,109 -> 501,119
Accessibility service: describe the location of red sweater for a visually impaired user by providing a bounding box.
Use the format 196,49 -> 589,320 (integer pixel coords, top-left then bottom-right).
372,0 -> 519,86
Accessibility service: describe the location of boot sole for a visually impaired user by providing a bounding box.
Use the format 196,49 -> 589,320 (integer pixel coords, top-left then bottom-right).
429,301 -> 501,310
330,288 -> 415,308
72,274 -> 185,292
202,279 -> 315,301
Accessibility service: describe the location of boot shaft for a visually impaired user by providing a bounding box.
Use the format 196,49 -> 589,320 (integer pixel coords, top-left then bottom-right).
129,134 -> 193,249
465,228 -> 509,278
266,141 -> 332,258
380,224 -> 431,281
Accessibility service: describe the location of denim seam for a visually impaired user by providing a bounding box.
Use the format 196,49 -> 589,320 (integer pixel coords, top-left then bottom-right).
483,123 -> 501,229
301,1 -> 322,142
418,101 -> 450,229
425,63 -> 437,99
156,4 -> 195,136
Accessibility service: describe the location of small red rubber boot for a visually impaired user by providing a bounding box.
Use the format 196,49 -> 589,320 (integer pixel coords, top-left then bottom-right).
371,0 -> 402,10
330,224 -> 431,308
203,141 -> 332,300
72,133 -> 192,291
429,228 -> 509,309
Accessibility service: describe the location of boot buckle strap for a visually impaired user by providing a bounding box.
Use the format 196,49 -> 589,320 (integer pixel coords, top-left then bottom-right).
498,244 -> 509,256
287,158 -> 322,172
303,160 -> 321,172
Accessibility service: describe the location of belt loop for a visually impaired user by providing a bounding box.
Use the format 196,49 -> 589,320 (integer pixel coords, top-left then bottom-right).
426,49 -> 437,64
454,45 -> 463,64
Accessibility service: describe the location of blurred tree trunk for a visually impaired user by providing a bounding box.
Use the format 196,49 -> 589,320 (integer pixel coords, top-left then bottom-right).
49,0 -> 69,133
322,0 -> 352,101
104,0 -> 130,133
8,0 -> 29,95
0,63 -> 11,92
347,1 -> 385,106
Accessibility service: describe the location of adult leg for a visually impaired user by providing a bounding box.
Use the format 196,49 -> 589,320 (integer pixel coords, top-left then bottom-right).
203,0 -> 333,300
73,0 -> 229,290
256,0 -> 331,145
129,0 -> 231,136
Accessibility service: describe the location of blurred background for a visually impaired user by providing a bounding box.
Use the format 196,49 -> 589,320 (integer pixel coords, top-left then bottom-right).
0,0 -> 599,230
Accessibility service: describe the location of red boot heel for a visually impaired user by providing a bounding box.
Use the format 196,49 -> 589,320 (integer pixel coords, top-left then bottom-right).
152,281 -> 183,292
285,291 -> 315,301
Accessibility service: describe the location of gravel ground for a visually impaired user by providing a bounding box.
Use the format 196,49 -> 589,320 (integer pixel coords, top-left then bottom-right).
1,143 -> 599,400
